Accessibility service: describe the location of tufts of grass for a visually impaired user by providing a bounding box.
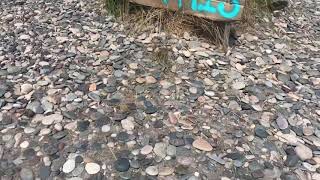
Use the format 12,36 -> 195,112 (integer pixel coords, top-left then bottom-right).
104,0 -> 129,17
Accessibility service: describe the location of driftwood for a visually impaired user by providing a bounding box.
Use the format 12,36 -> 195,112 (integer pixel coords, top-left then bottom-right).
130,0 -> 245,21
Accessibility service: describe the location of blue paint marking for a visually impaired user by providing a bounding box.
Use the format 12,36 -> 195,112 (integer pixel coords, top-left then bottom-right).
197,0 -> 217,14
217,0 -> 241,19
163,0 -> 241,19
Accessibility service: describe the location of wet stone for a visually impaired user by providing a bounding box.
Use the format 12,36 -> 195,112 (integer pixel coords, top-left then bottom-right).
114,158 -> 130,172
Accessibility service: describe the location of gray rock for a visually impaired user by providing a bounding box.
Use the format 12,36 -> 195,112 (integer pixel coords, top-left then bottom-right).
26,101 -> 44,114
20,168 -> 34,180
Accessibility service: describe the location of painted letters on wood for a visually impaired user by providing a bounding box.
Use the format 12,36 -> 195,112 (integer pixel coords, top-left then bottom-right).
130,0 -> 244,21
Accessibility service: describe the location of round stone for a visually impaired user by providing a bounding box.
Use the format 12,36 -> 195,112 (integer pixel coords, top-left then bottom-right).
303,126 -> 314,136
101,125 -> 111,132
295,145 -> 313,161
114,158 -> 130,172
145,166 -> 158,176
20,168 -> 33,180
276,116 -> 288,130
85,162 -> 100,175
140,145 -> 153,155
158,166 -> 174,176
63,159 -> 76,173
192,138 -> 213,151
145,76 -> 157,84
20,141 -> 29,148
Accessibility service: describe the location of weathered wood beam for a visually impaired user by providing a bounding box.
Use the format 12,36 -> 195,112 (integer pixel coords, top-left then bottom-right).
130,0 -> 244,21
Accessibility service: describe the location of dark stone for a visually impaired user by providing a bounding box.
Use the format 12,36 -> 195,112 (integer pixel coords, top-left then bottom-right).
23,148 -> 36,159
114,158 -> 130,172
270,0 -> 289,11
153,120 -> 163,128
77,141 -> 89,153
117,132 -> 129,142
224,152 -> 243,160
0,113 -> 13,125
112,113 -> 127,121
251,169 -> 264,178
77,120 -> 90,132
254,126 -> 268,138
169,138 -> 185,147
264,161 -> 274,169
24,109 -> 35,118
106,98 -> 121,106
42,143 -> 58,155
51,157 -> 66,172
139,158 -> 153,167
62,111 -> 77,119
52,131 -> 68,140
280,173 -> 299,180
284,155 -> 299,167
104,86 -> 117,93
116,150 -> 130,159
75,156 -> 83,164
39,166 -> 51,179
144,101 -> 157,114
94,116 -> 110,127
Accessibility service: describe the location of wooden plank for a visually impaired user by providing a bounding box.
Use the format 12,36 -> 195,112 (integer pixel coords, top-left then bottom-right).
130,0 -> 244,21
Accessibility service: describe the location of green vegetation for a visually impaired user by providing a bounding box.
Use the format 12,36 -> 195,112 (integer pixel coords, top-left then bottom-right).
104,0 -> 129,17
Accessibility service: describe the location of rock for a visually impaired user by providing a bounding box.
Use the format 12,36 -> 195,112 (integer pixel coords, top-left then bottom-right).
276,115 -> 288,130
41,114 -> 63,125
20,168 -> 33,180
280,173 -> 299,180
85,163 -> 100,175
114,158 -> 130,172
63,159 -> 76,173
27,101 -> 44,114
141,145 -> 153,155
88,92 -> 100,102
166,145 -> 176,157
20,141 -> 29,148
77,121 -> 90,132
232,81 -> 246,90
192,138 -> 213,151
295,144 -> 313,161
154,143 -> 167,159
303,126 -> 314,136
39,166 -> 51,179
129,63 -> 138,69
145,76 -> 157,84
145,166 -> 158,176
20,84 -> 33,95
255,126 -> 268,138
284,155 -> 299,167
101,125 -> 111,133
158,166 -> 174,176
121,117 -> 135,131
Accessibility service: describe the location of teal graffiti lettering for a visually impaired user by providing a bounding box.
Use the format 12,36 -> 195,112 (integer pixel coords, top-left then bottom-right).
162,0 -> 182,8
217,0 -> 241,19
163,0 -> 241,19
197,0 -> 216,14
